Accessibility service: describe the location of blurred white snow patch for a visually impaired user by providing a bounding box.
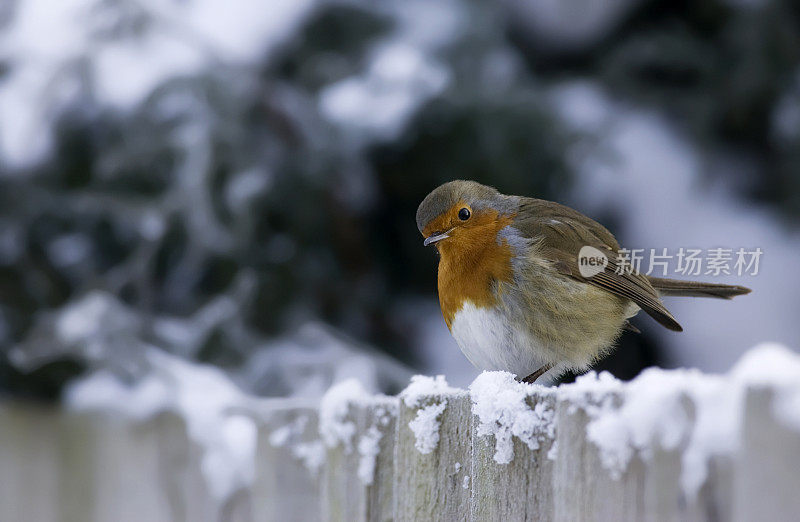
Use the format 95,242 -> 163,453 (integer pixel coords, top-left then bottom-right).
550,81 -> 613,133
564,366 -> 735,496
65,370 -> 170,420
0,0 -> 316,167
240,322 -> 412,398
292,441 -> 326,475
92,33 -> 206,108
225,168 -> 273,212
559,370 -> 624,408
390,0 -> 464,50
16,290 -> 158,370
319,379 -> 397,483
55,291 -> 141,348
677,344 -> 800,495
731,343 -> 800,433
47,233 -> 92,267
732,342 -> 800,387
269,415 -> 308,448
139,210 -> 167,241
319,43 -> 449,139
565,344 -> 800,497
358,398 -> 397,485
65,347 -> 256,503
357,425 -> 383,485
400,375 -> 461,454
319,379 -> 367,451
586,368 -> 722,488
469,371 -> 555,464
503,0 -> 640,51
317,0 -> 463,142
267,414 -> 326,475
208,414 -> 257,498
0,0 -> 88,166
138,0 -> 315,63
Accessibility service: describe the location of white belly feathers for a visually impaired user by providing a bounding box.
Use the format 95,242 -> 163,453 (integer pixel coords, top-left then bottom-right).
449,302 -> 548,378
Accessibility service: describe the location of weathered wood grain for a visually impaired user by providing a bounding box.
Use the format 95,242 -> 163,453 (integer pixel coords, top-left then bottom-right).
252,400 -> 322,522
3,367 -> 800,522
552,393 -> 645,522
470,391 -> 556,522
360,400 -> 398,522
319,397 -> 398,522
734,386 -> 800,522
394,392 -> 472,521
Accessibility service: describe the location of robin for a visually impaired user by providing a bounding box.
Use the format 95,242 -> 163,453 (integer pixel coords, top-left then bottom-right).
416,180 -> 751,383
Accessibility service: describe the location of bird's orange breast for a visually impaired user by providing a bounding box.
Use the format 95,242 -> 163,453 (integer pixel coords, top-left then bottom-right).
435,211 -> 516,329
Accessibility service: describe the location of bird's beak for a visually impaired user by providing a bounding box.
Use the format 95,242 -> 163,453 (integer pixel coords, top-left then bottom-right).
423,231 -> 450,246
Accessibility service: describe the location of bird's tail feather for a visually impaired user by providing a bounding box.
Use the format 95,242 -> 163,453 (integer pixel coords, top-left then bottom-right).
647,277 -> 751,299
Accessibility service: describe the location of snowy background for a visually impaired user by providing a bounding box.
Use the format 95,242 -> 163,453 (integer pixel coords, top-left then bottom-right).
1,0 -> 800,399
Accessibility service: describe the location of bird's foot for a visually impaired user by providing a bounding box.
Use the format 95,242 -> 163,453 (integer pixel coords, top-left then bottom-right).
521,364 -> 554,384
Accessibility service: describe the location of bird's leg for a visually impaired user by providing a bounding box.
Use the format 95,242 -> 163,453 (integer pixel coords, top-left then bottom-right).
522,364 -> 554,384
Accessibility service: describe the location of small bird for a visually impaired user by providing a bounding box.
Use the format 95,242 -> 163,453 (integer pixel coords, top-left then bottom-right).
416,180 -> 751,383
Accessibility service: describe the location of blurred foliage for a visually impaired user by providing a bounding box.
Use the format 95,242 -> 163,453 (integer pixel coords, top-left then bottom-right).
513,0 -> 800,219
0,1 -> 572,398
273,5 -> 394,91
0,354 -> 86,402
370,93 -> 571,292
1,0 -> 799,398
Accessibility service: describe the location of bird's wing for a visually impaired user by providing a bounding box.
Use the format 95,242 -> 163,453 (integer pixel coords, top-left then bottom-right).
511,198 -> 682,332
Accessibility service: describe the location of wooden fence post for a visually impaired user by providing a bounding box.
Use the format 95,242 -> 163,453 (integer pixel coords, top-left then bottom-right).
552,391 -> 645,522
734,386 -> 800,521
470,387 -> 557,521
5,354 -> 800,522
394,391 -> 472,521
0,403 -> 63,522
319,391 -> 399,522
252,400 -> 322,522
359,399 -> 398,522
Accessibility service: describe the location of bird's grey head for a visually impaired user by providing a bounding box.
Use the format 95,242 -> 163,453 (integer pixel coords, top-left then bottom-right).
415,180 -> 516,245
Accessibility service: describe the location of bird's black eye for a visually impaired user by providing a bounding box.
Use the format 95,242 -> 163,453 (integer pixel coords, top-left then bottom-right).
458,207 -> 471,221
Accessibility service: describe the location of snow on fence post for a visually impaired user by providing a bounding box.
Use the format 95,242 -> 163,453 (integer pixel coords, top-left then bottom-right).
552,387 -> 645,522
734,386 -> 800,521
694,455 -> 734,522
469,376 -> 557,521
359,400 -> 399,521
639,393 -> 695,522
317,382 -> 399,522
157,412 -> 231,522
5,345 -> 800,522
394,379 -> 471,522
252,399 -> 322,522
321,400 -> 362,521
